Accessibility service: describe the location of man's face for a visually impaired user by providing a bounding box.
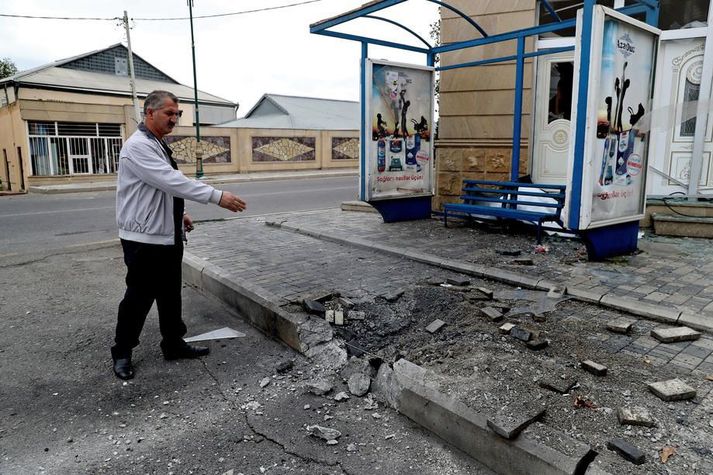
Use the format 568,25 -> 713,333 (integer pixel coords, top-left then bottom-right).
146,98 -> 181,138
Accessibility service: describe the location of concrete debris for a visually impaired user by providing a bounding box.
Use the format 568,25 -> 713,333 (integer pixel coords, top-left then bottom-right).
546,287 -> 566,299
496,249 -> 521,256
326,439 -> 338,445
606,317 -> 636,334
487,406 -> 546,440
348,373 -> 371,397
382,290 -> 404,303
512,258 -> 534,266
305,340 -> 348,371
526,339 -> 548,351
308,290 -> 341,303
299,318 -> 333,349
510,326 -> 532,342
338,297 -> 355,309
539,376 -> 577,394
607,438 -> 646,465
259,377 -> 271,388
651,326 -> 701,343
481,307 -> 503,322
334,309 -> 344,326
346,443 -> 358,452
617,407 -> 656,427
474,287 -> 494,299
348,310 -> 366,320
275,359 -> 294,374
184,327 -> 245,342
306,425 -> 342,441
303,299 -> 326,316
340,357 -> 374,381
334,391 -> 350,402
325,309 -> 335,323
446,277 -> 470,286
648,379 -> 696,401
499,323 -> 515,334
581,360 -> 608,376
305,379 -> 333,396
363,395 -> 379,410
425,319 -> 446,334
304,404 -> 311,410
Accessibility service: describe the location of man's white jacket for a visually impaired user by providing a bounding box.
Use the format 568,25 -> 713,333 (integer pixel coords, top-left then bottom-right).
116,126 -> 222,245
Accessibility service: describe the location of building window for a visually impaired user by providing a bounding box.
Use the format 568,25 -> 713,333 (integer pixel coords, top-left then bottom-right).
27,121 -> 123,176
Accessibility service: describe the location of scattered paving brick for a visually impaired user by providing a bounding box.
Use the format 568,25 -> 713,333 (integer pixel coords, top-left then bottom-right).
425,319 -> 446,334
499,322 -> 515,334
606,317 -> 637,334
347,310 -> 366,320
526,339 -> 549,351
446,277 -> 470,286
651,326 -> 702,343
481,306 -> 503,322
617,407 -> 656,428
532,313 -> 547,322
475,287 -> 494,299
648,379 -> 697,401
487,406 -> 546,440
510,326 -> 532,342
538,376 -> 577,394
607,438 -> 646,465
303,299 -> 326,316
581,360 -> 608,376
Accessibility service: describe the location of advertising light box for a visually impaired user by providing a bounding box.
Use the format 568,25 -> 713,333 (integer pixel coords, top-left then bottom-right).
565,6 -> 660,229
364,59 -> 435,201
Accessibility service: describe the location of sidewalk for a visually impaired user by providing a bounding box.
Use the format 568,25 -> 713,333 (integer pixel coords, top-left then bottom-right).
182,206 -> 713,474
26,168 -> 358,194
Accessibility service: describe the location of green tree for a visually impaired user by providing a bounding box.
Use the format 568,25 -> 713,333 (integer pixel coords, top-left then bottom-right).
0,58 -> 18,79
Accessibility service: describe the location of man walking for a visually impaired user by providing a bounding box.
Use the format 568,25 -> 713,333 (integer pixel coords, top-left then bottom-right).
112,90 -> 246,380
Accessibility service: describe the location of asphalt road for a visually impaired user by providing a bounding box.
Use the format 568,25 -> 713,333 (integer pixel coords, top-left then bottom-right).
0,176 -> 358,256
0,241 -> 491,474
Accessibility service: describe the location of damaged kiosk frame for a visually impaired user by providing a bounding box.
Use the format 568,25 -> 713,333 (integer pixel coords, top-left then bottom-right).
310,0 -> 660,259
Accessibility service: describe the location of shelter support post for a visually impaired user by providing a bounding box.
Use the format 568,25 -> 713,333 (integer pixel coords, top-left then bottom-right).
511,36 -> 525,182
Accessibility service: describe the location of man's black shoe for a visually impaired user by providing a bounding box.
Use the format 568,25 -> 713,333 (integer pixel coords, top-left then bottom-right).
162,343 -> 210,360
113,357 -> 134,380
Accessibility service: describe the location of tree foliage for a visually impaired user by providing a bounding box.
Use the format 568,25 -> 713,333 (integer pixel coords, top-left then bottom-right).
0,58 -> 18,79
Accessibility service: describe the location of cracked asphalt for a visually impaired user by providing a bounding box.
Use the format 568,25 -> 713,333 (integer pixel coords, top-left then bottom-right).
0,243 -> 493,474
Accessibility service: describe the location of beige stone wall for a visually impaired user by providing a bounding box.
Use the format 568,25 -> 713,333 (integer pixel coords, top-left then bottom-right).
435,0 -> 537,210
0,103 -> 28,191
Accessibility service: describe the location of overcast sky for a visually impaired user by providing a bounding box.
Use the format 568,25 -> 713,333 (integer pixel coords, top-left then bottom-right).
0,0 -> 439,113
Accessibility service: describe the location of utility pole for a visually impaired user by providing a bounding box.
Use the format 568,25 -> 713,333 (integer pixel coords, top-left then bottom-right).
188,0 -> 203,179
123,11 -> 142,125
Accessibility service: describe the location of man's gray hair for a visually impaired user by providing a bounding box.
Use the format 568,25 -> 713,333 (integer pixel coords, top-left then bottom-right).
143,90 -> 178,115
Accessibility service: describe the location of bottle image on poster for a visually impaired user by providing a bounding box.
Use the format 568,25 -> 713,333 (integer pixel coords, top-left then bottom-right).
365,60 -> 434,201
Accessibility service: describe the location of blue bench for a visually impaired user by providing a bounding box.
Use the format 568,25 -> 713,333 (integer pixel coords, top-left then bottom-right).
442,179 -> 566,243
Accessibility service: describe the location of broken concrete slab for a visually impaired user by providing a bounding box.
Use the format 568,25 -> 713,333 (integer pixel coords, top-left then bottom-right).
305,290 -> 341,303
347,310 -> 366,320
547,287 -> 566,299
298,318 -> 333,349
607,438 -> 645,465
651,326 -> 702,343
511,326 -> 532,342
306,425 -> 341,441
487,406 -> 546,440
305,340 -> 347,371
581,360 -> 608,376
340,357 -> 374,381
648,379 -> 696,401
480,307 -> 503,322
275,359 -> 294,373
446,277 -> 470,286
474,287 -> 494,299
606,317 -> 636,334
539,377 -> 577,394
348,373 -> 371,397
334,391 -> 350,402
304,379 -> 333,396
425,319 -> 446,334
617,407 -> 656,428
338,296 -> 355,309
526,339 -> 549,351
382,290 -> 405,302
499,323 -> 515,334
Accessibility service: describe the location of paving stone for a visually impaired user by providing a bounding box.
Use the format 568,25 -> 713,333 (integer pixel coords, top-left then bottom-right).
539,376 -> 577,394
425,319 -> 446,334
446,277 -> 470,286
510,326 -> 532,342
474,287 -> 494,299
606,317 -> 636,334
617,407 -> 656,428
651,326 -> 702,343
648,379 -> 696,401
526,339 -> 548,351
348,310 -> 366,320
303,299 -> 326,316
607,438 -> 646,465
487,406 -> 546,440
481,306 -> 503,322
499,322 -> 515,334
581,360 -> 608,376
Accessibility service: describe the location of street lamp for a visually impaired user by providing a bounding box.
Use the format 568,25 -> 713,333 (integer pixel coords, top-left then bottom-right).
187,0 -> 203,179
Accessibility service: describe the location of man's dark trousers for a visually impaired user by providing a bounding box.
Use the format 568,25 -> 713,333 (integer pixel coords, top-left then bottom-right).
112,239 -> 186,359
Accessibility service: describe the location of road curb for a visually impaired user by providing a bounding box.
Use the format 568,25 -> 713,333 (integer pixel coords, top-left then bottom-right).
264,220 -> 713,334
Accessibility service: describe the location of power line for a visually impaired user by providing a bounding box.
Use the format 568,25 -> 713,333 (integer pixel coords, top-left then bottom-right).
0,0 -> 326,22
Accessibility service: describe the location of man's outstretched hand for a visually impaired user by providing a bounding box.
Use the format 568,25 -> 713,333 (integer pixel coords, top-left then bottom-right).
219,191 -> 247,212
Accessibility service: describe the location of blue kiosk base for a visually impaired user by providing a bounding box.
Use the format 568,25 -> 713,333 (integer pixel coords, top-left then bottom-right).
368,196 -> 432,222
581,221 -> 640,261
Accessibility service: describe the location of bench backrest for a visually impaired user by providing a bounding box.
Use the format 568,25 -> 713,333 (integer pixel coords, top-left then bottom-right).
459,180 -> 566,214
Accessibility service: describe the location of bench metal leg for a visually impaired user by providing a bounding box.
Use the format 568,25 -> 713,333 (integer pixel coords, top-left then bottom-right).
444,209 -> 448,228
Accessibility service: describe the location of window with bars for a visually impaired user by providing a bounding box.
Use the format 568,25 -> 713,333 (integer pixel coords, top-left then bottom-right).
27,121 -> 123,176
